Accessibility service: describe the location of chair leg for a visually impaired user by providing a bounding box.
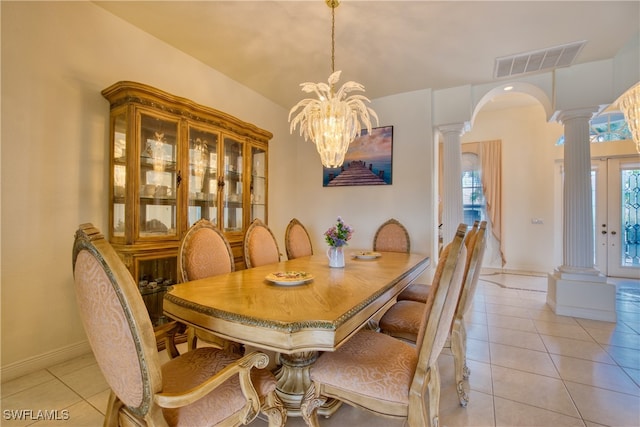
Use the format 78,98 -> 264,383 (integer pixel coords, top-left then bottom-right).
186,326 -> 198,351
223,340 -> 245,355
427,365 -> 441,427
451,319 -> 469,407
103,391 -> 121,427
300,382 -> 325,427
364,318 -> 379,331
164,325 -> 181,359
409,364 -> 441,427
154,321 -> 184,359
459,321 -> 470,380
261,390 -> 287,427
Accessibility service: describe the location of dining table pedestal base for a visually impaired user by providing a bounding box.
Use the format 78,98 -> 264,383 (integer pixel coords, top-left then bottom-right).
275,351 -> 341,417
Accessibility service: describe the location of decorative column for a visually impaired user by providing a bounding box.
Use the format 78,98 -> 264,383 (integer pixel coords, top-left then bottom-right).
438,123 -> 466,245
547,107 -> 616,322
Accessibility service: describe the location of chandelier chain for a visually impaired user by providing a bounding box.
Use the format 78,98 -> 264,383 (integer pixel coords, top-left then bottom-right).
288,0 -> 378,168
331,2 -> 335,74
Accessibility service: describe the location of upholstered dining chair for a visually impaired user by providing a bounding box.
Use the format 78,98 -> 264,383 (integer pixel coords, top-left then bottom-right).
178,218 -> 235,282
178,218 -> 239,352
397,221 -> 479,303
300,224 -> 468,427
244,218 -> 281,268
284,218 -> 313,259
72,223 -> 286,427
449,220 -> 487,406
378,221 -> 487,407
377,223 -> 472,343
373,218 -> 410,253
373,218 -> 435,317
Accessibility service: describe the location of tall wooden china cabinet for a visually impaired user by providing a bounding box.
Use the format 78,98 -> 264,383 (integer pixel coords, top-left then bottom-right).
102,82 -> 271,324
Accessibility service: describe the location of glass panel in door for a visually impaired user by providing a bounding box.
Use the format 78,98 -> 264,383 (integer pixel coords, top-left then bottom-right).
112,112 -> 127,238
139,114 -> 178,238
251,146 -> 267,222
593,164 -> 603,269
610,158 -> 640,276
223,137 -> 244,232
187,127 -> 219,227
594,156 -> 640,278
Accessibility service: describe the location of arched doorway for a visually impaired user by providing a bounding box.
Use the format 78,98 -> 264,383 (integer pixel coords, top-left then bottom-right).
461,85 -> 562,272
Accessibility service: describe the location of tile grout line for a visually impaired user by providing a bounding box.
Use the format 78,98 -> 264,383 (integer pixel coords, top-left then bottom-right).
43,367 -> 106,419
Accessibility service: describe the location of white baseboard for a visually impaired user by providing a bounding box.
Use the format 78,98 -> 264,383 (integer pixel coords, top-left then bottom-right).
1,341 -> 92,383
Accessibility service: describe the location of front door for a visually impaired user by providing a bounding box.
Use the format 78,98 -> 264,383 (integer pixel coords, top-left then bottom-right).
594,156 -> 640,278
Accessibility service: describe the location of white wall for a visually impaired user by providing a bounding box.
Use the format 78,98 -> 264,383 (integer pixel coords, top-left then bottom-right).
463,102 -> 639,273
1,2 -> 436,378
0,1 -> 294,379
2,1 -> 637,379
462,103 -> 564,272
613,31 -> 640,97
288,89 -> 435,258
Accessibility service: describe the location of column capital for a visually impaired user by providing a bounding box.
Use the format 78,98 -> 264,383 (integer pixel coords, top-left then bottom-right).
554,106 -> 601,124
437,122 -> 469,138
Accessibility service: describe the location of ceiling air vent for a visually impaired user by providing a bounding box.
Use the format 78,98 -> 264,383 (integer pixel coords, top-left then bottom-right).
494,40 -> 587,79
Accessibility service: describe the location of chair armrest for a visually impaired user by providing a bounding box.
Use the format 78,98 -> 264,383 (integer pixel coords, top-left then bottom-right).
154,321 -> 184,359
154,351 -> 269,408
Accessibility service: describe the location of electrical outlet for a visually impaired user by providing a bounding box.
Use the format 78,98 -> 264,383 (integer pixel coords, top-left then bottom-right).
531,218 -> 544,224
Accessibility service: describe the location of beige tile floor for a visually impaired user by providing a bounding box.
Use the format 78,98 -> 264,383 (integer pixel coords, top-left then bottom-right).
2,273 -> 639,426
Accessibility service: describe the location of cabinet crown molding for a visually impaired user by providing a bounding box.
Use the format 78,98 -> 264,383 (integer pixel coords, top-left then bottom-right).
102,81 -> 273,143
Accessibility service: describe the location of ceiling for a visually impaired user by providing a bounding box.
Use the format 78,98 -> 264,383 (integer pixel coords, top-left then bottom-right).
95,1 -> 639,111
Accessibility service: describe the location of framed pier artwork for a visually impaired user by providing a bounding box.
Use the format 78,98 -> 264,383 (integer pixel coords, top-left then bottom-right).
322,126 -> 393,187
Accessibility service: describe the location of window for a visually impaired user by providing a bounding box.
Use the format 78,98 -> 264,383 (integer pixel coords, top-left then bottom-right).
462,153 -> 486,226
556,112 -> 632,145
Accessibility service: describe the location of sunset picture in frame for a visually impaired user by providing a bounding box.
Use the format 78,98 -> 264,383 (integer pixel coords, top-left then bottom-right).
322,126 -> 393,187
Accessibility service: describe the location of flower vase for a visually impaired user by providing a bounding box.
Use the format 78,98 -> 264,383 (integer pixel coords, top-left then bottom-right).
326,246 -> 345,268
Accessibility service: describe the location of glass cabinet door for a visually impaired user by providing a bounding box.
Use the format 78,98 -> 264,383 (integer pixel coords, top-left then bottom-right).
112,112 -> 127,238
187,127 -> 219,227
137,254 -> 177,324
251,146 -> 267,222
223,137 -> 244,232
139,113 -> 178,238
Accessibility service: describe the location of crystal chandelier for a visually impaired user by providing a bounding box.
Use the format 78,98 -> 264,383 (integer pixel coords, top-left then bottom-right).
617,82 -> 640,153
150,131 -> 166,185
288,0 -> 378,168
192,138 -> 208,192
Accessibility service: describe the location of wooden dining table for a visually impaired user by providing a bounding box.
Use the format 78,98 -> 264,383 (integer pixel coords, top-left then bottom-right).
163,250 -> 430,416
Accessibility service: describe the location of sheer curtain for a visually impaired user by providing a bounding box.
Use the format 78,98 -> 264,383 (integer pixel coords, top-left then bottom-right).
463,140 -> 505,266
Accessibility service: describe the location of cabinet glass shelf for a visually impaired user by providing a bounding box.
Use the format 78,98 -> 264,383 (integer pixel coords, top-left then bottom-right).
103,81 -> 271,324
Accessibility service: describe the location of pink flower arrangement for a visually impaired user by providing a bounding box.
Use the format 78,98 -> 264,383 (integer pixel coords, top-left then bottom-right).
324,217 -> 353,247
